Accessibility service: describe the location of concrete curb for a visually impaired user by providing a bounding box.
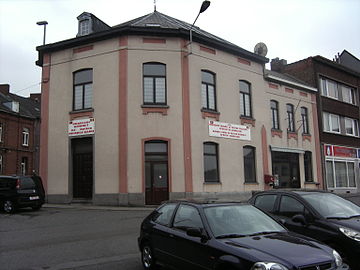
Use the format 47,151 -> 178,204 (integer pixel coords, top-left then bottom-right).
43,203 -> 155,211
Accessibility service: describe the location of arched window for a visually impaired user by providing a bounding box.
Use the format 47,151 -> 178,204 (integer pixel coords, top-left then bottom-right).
201,71 -> 216,111
270,100 -> 279,130
203,142 -> 219,182
73,69 -> 93,110
239,80 -> 252,117
143,63 -> 166,105
243,146 -> 256,183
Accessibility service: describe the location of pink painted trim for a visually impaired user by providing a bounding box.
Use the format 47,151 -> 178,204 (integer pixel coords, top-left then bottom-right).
261,126 -> 271,191
181,40 -> 193,193
141,137 -> 172,194
200,45 -> 216,55
119,36 -> 128,194
142,107 -> 168,115
143,38 -> 166,44
238,58 -> 251,66
69,111 -> 94,120
201,111 -> 220,121
287,132 -> 298,140
73,45 -> 93,54
285,87 -> 294,94
311,95 -> 323,189
302,134 -> 312,142
271,130 -> 283,138
300,91 -> 308,97
240,117 -> 255,127
39,53 -> 51,193
269,83 -> 279,89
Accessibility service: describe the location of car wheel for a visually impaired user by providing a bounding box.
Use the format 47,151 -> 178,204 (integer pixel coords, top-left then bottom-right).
3,200 -> 15,213
141,243 -> 156,270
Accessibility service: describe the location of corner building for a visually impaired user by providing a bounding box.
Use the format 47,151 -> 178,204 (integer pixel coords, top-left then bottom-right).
36,11 -> 321,205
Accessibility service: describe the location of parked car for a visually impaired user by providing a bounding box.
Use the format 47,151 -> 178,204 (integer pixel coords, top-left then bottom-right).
0,175 -> 45,213
249,190 -> 360,269
138,199 -> 347,270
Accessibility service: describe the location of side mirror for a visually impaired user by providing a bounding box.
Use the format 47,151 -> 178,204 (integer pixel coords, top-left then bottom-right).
186,228 -> 208,241
292,214 -> 307,225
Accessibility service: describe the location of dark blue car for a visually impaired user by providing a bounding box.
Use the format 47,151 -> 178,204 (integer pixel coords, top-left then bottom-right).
138,200 -> 347,270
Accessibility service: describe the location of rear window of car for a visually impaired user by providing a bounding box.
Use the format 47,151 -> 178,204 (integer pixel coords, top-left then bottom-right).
20,177 -> 36,189
254,194 -> 277,212
153,203 -> 177,226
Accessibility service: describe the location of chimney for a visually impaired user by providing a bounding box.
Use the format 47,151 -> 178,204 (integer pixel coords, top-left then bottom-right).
30,93 -> 41,103
0,84 -> 10,95
270,58 -> 287,72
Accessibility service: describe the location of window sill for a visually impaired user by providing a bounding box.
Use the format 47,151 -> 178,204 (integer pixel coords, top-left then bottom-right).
201,109 -> 220,120
271,129 -> 283,138
141,105 -> 169,115
244,182 -> 259,185
203,181 -> 221,185
302,134 -> 312,142
240,116 -> 255,127
70,108 -> 94,114
304,181 -> 320,185
287,131 -> 298,140
69,109 -> 94,120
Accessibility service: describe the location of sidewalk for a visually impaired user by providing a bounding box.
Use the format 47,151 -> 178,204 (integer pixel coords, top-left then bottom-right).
43,203 -> 155,211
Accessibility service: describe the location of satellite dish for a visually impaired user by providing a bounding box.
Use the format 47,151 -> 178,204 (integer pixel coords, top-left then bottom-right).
254,42 -> 268,57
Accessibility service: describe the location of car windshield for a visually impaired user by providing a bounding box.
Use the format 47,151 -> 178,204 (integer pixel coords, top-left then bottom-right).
301,193 -> 360,219
204,204 -> 286,238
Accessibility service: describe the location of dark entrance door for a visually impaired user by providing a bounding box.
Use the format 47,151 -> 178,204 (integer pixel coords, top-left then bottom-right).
145,141 -> 169,205
72,137 -> 93,199
271,151 -> 300,188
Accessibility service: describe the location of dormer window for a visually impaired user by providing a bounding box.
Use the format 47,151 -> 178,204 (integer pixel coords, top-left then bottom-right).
79,19 -> 90,36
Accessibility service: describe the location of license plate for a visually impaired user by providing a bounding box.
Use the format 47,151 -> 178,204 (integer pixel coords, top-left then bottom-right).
29,196 -> 39,200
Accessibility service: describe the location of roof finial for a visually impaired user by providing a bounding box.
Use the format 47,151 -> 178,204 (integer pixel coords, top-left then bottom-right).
154,0 -> 157,11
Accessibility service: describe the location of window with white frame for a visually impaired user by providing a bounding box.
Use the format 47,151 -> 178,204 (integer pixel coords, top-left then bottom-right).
326,159 -> 356,188
0,155 -> 3,174
301,107 -> 309,134
323,112 -> 340,133
286,104 -> 295,132
320,77 -> 338,99
21,157 -> 27,175
0,123 -> 3,142
79,19 -> 90,36
345,118 -> 359,136
22,128 -> 29,146
341,85 -> 356,105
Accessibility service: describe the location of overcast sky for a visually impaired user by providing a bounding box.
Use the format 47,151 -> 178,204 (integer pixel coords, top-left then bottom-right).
0,0 -> 359,97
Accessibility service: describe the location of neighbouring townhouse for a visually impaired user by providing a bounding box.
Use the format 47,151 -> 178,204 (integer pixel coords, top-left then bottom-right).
0,84 -> 41,175
36,10 -> 321,206
271,54 -> 360,194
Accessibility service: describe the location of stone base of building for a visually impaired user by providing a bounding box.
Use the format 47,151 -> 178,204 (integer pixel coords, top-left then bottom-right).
46,191 -> 254,206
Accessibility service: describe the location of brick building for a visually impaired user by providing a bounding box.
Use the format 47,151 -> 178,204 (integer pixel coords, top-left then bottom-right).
0,84 -> 41,175
271,55 -> 360,193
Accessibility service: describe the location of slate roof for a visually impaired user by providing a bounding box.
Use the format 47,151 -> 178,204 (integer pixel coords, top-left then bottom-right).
0,92 -> 41,119
37,11 -> 268,66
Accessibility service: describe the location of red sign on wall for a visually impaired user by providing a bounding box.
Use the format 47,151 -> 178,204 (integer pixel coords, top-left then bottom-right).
333,146 -> 357,158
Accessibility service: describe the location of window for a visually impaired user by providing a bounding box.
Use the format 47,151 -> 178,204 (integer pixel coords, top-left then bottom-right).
239,81 -> 252,117
143,63 -> 166,105
320,77 -> 338,99
304,151 -> 313,182
21,157 -> 28,175
270,100 -> 280,130
73,69 -> 93,110
286,104 -> 295,132
341,85 -> 356,105
173,204 -> 203,230
345,118 -> 359,136
0,123 -> 3,142
243,146 -> 256,183
323,112 -> 340,133
79,19 -> 90,36
203,142 -> 219,182
0,155 -> 2,174
279,196 -> 305,218
301,107 -> 309,134
254,195 -> 277,213
326,160 -> 356,188
201,71 -> 216,111
22,128 -> 29,146
153,203 -> 177,226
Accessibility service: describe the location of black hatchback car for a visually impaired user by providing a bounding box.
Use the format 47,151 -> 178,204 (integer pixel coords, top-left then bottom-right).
249,190 -> 360,268
138,200 -> 347,270
0,175 -> 45,213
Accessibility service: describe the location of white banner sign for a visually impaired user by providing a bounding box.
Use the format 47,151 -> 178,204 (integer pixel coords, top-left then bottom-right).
69,117 -> 95,137
209,120 -> 251,141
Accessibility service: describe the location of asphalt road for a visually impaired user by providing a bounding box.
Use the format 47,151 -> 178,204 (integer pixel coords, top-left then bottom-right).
0,206 -> 153,270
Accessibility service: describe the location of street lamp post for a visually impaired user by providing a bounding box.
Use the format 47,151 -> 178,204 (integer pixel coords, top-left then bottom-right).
36,21 -> 48,45
187,0 -> 210,56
